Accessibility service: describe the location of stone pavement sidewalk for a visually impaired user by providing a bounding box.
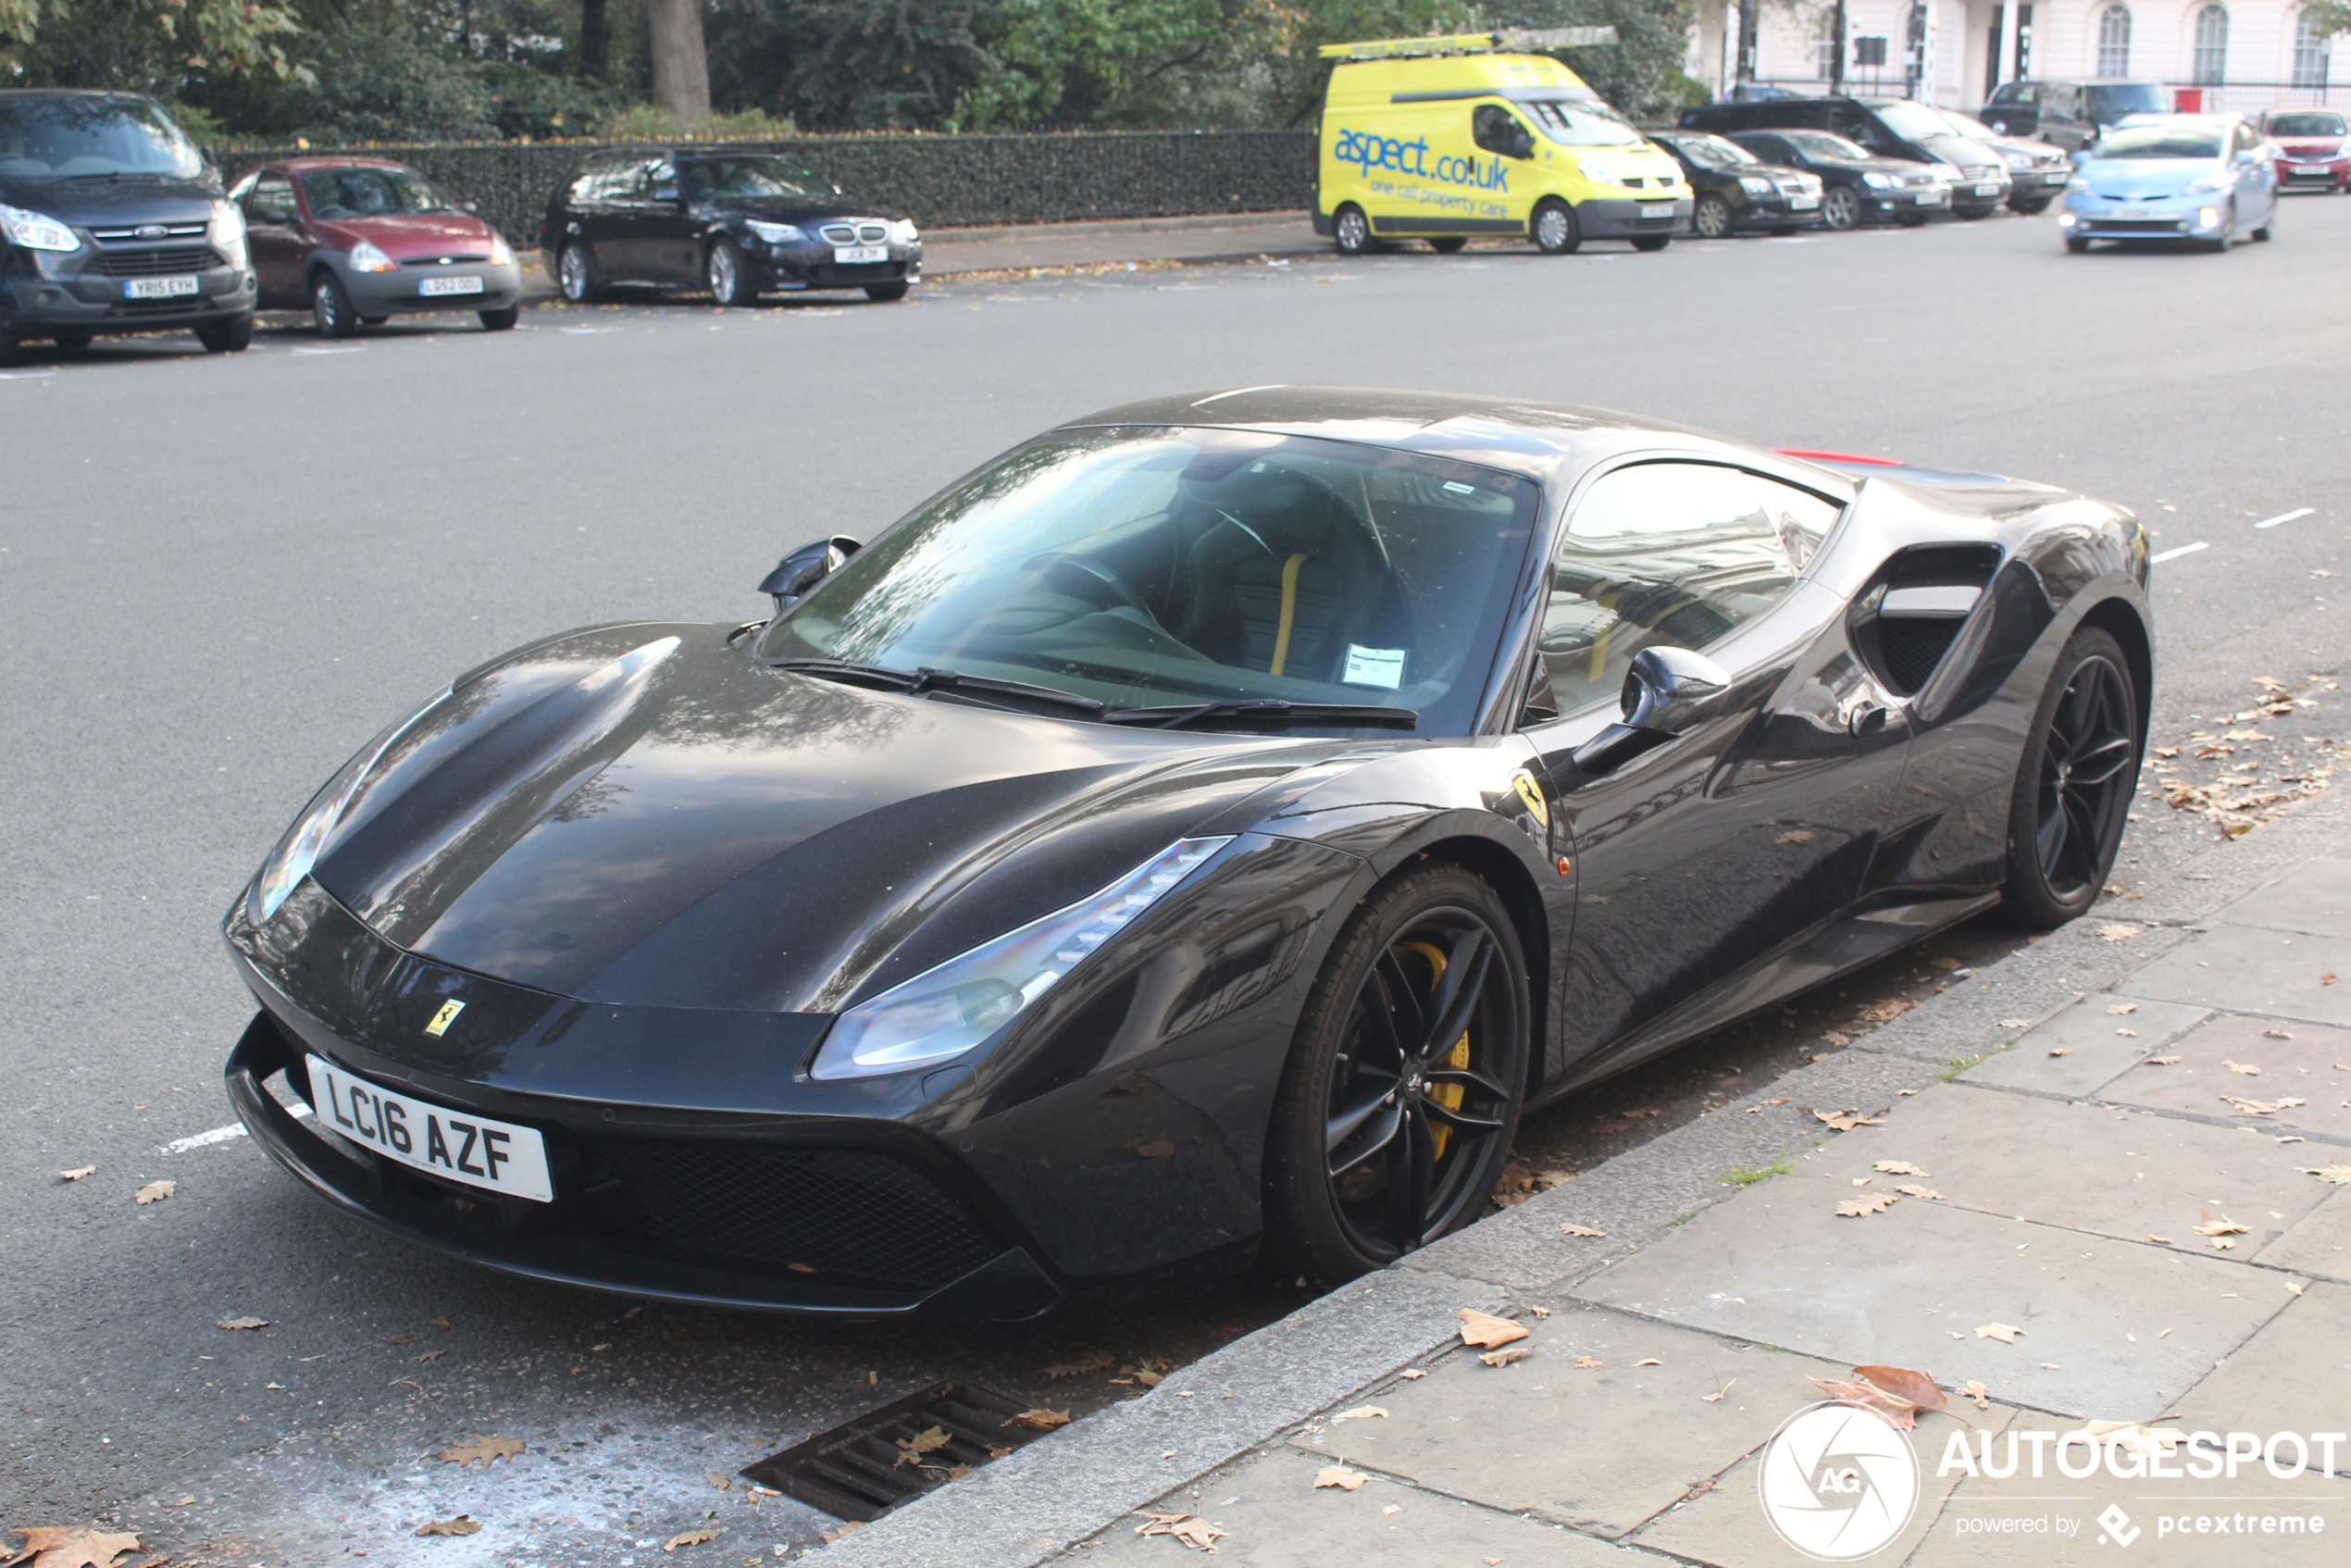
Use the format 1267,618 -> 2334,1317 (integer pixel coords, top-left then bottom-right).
827,789 -> 2351,1568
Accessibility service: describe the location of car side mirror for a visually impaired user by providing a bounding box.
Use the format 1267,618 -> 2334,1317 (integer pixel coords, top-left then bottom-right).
653,186 -> 681,204
1568,646 -> 1732,775
463,201 -> 479,213
758,535 -> 861,613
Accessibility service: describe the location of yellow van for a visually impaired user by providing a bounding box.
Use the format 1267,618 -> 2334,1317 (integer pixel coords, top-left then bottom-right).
1314,34 -> 1690,255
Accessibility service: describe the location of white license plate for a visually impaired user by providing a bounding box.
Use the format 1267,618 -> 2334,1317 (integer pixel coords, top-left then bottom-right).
305,1053 -> 553,1202
1916,191 -> 1945,205
1974,182 -> 2000,196
2044,171 -> 2071,184
2116,206 -> 2150,218
834,243 -> 889,264
124,276 -> 198,300
1636,203 -> 1675,220
1789,194 -> 1820,210
418,275 -> 484,297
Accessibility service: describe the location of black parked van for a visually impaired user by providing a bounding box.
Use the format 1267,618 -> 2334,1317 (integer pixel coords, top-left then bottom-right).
540,148 -> 920,306
0,91 -> 256,359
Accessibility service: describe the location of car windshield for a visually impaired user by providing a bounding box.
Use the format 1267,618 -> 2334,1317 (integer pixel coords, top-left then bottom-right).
1782,131 -> 1875,162
1933,110 -> 2002,138
2086,82 -> 2170,116
1666,133 -> 1755,168
2268,111 -> 2346,136
301,166 -> 451,218
681,156 -> 826,199
1865,100 -> 1955,141
1522,98 -> 1644,147
0,93 -> 202,180
754,428 -> 1542,733
2095,125 -> 2222,159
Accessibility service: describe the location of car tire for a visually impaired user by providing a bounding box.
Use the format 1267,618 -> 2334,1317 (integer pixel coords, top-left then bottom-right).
706,240 -> 753,306
198,313 -> 255,355
0,330 -> 19,367
2251,219 -> 2271,241
478,305 -> 519,331
53,330 -> 93,351
1531,197 -> 1579,255
1897,212 -> 1932,227
1630,233 -> 1672,252
1998,626 -> 2141,930
311,272 -> 357,338
1263,863 -> 1530,1283
557,241 -> 600,304
1333,204 -> 1372,256
1769,224 -> 1797,236
1692,193 -> 1735,239
1822,186 -> 1862,230
864,281 -> 910,302
1428,235 -> 1467,254
2011,197 -> 2052,215
2065,235 -> 2091,253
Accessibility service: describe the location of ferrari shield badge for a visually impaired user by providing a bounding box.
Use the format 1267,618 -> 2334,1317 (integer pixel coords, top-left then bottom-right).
1509,770 -> 1550,829
425,999 -> 466,1038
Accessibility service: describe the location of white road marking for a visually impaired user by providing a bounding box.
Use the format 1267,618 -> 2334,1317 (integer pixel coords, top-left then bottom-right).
162,1104 -> 308,1155
2254,507 -> 2313,530
2151,541 -> 2209,565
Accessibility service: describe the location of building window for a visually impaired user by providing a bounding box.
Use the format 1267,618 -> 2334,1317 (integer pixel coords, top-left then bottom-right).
2193,4 -> 2229,85
1813,7 -> 1840,79
2294,9 -> 2332,88
2096,5 -> 2132,76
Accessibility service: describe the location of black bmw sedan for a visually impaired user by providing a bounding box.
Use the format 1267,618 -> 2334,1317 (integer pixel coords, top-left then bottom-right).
224,388 -> 2151,1319
1648,131 -> 1823,238
1728,130 -> 1952,229
540,148 -> 919,305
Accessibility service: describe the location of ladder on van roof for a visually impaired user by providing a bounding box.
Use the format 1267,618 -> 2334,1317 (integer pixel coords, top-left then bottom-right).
1317,28 -> 1619,60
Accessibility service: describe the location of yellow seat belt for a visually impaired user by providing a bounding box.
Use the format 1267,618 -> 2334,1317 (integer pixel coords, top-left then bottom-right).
1269,553 -> 1310,677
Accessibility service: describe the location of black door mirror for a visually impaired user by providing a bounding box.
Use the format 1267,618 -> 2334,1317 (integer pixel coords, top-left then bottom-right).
653,186 -> 681,204
758,535 -> 861,613
1569,646 -> 1733,774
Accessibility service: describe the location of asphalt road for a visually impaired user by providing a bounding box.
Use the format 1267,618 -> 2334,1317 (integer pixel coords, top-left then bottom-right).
6,199 -> 2348,1565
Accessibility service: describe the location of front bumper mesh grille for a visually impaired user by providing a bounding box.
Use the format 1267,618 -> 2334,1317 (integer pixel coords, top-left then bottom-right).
86,245 -> 219,277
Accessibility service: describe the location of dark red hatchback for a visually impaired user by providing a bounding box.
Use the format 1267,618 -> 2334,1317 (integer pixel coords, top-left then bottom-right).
228,156 -> 524,335
2261,108 -> 2349,193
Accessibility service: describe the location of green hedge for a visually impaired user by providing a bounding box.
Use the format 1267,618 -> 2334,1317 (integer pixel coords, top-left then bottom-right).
223,131 -> 1319,247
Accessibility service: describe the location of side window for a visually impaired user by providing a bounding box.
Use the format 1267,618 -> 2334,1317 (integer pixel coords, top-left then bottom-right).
1472,105 -> 1536,159
566,163 -> 602,205
647,157 -> 679,197
1538,465 -> 1835,716
247,170 -> 296,225
1749,134 -> 1793,162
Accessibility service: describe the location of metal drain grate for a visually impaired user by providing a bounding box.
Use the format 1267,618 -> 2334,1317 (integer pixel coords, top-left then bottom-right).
741,1380 -> 1051,1524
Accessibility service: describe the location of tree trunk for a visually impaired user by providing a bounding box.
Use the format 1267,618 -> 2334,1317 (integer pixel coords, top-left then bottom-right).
579,0 -> 610,81
646,0 -> 711,128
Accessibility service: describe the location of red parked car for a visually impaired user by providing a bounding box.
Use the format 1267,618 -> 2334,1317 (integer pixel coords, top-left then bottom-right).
2260,108 -> 2349,193
227,156 -> 525,335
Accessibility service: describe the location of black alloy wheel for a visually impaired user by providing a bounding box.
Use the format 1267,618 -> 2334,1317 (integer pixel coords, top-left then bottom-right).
1428,235 -> 1467,254
197,313 -> 254,355
2000,627 -> 2140,927
1693,192 -> 1735,239
1265,865 -> 1529,1280
706,239 -> 753,306
1333,204 -> 1372,256
1532,197 -> 1580,255
311,272 -> 356,339
557,242 -> 599,304
1822,185 -> 1863,230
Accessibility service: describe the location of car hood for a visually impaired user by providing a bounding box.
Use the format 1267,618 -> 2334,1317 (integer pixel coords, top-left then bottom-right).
1921,135 -> 2006,175
306,624 -> 1352,1014
316,213 -> 499,257
2278,138 -> 2346,155
704,196 -> 903,225
2079,157 -> 2219,195
0,174 -> 218,228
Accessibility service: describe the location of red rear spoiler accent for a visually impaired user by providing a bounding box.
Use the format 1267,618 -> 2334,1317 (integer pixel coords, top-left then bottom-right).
1775,448 -> 1902,467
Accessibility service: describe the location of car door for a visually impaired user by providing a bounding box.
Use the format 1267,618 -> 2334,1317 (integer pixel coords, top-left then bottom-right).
242,168 -> 306,308
638,156 -> 700,279
1518,460 -> 1908,1078
2234,120 -> 2278,227
591,156 -> 666,279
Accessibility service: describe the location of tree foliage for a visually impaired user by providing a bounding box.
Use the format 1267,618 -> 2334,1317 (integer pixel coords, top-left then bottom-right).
3,0 -> 306,90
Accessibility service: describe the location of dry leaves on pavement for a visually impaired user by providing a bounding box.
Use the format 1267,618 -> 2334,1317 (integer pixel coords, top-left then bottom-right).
1701,1379 -> 1736,1403
1854,1364 -> 1948,1415
434,1435 -> 526,1466
2046,1046 -> 2072,1057
1007,1409 -> 1071,1431
2084,1421 -> 2186,1458
1135,1512 -> 1225,1552
2107,1003 -> 2138,1015
1561,1222 -> 1606,1238
2298,1164 -> 2351,1185
1398,1368 -> 1427,1380
2147,1054 -> 2181,1065
1457,1309 -> 1527,1350
1975,1323 -> 2023,1344
2220,1096 -> 2284,1115
2098,925 -> 2139,941
1335,1406 -> 1387,1421
1811,1108 -> 1884,1132
1836,1193 -> 1898,1217
1960,1380 -> 1990,1410
892,1426 -> 950,1466
1856,999 -> 1914,1025
1313,1465 -> 1368,1491
1,1527 -> 143,1568
216,1316 -> 270,1331
1042,1350 -> 1113,1378
415,1516 -> 481,1537
57,1166 -> 93,1182
1812,1377 -> 1924,1429
2222,1060 -> 2262,1076
1490,1162 -> 1570,1208
1873,1161 -> 1931,1176
1896,1185 -> 1945,1201
133,1181 -> 173,1205
662,1529 -> 715,1551
818,1522 -> 864,1545
1572,1355 -> 1603,1369
1479,1346 -> 1532,1367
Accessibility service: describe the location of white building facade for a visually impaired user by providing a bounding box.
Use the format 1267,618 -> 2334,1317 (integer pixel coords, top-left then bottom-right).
1687,0 -> 2343,115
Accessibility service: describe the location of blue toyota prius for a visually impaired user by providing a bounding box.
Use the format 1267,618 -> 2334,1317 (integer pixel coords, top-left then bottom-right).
2059,114 -> 2281,253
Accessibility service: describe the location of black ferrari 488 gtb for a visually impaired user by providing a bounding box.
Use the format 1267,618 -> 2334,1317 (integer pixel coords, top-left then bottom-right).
224,388 -> 2150,1319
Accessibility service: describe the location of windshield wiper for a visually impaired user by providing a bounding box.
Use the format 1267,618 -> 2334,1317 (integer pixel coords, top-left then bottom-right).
774,659 -> 1106,717
1104,700 -> 1418,731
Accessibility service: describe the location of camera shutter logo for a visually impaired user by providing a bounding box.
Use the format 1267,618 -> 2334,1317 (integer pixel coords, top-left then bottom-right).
1758,1401 -> 1921,1561
2096,1504 -> 2139,1548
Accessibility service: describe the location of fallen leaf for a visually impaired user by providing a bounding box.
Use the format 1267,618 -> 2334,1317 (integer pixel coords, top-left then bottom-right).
2286,1279 -> 2307,1296
1856,999 -> 1913,1024
1996,1018 -> 2034,1029
1933,956 -> 1961,971
1007,1409 -> 1071,1431
2298,1164 -> 2351,1185
1775,829 -> 1815,843
2220,1096 -> 2282,1115
1382,1504 -> 1402,1516
1042,1350 -> 1114,1379
1,1527 -> 144,1568
1398,1368 -> 1428,1380
1457,1309 -> 1528,1350
2195,1213 -> 2250,1237
1960,1379 -> 1990,1411
414,1350 -> 448,1363
1896,1185 -> 1945,1201
2222,1060 -> 2262,1076
2263,1029 -> 2295,1040
892,1425 -> 951,1466
1854,1364 -> 1947,1414
2046,1046 -> 2073,1058
415,1516 -> 481,1537
381,1335 -> 411,1345
1134,1369 -> 1165,1388
1836,1193 -> 1898,1217
1479,1346 -> 1532,1367
2117,1028 -> 2138,1038
434,1435 -> 526,1466
1975,1323 -> 2022,1344
1133,1139 -> 1176,1159
1572,1356 -> 1603,1369
133,1180 -> 174,1205
818,1523 -> 864,1545
2147,1055 -> 2181,1065
216,1316 -> 270,1331
2146,1234 -> 2174,1244
2324,973 -> 2339,987
57,1166 -> 94,1182
2107,1003 -> 2138,1015
662,1529 -> 715,1551
1335,1406 -> 1387,1421
1134,1512 -> 1225,1551
1701,1378 -> 1737,1403
1629,1358 -> 1661,1367
1813,1376 -> 1921,1428
1561,1223 -> 1606,1238
1313,1465 -> 1368,1491
2098,924 -> 2140,941
1872,1161 -> 1932,1176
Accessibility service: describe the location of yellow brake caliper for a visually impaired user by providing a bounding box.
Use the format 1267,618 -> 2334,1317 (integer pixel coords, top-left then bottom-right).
1400,940 -> 1471,1160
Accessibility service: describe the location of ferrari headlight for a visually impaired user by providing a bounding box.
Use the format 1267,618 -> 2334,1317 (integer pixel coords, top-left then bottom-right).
248,688 -> 450,925
0,203 -> 81,252
745,219 -> 807,245
489,232 -> 515,266
348,237 -> 398,273
1861,172 -> 1893,190
810,838 -> 1231,1080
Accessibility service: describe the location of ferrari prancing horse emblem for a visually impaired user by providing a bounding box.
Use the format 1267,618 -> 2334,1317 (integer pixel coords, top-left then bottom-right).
425,999 -> 466,1038
1509,770 -> 1550,828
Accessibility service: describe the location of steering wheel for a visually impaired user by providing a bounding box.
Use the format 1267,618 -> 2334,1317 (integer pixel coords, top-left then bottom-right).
1031,554 -> 1157,619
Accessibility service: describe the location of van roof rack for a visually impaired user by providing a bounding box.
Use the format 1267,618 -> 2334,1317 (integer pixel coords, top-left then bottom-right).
1318,28 -> 1618,61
